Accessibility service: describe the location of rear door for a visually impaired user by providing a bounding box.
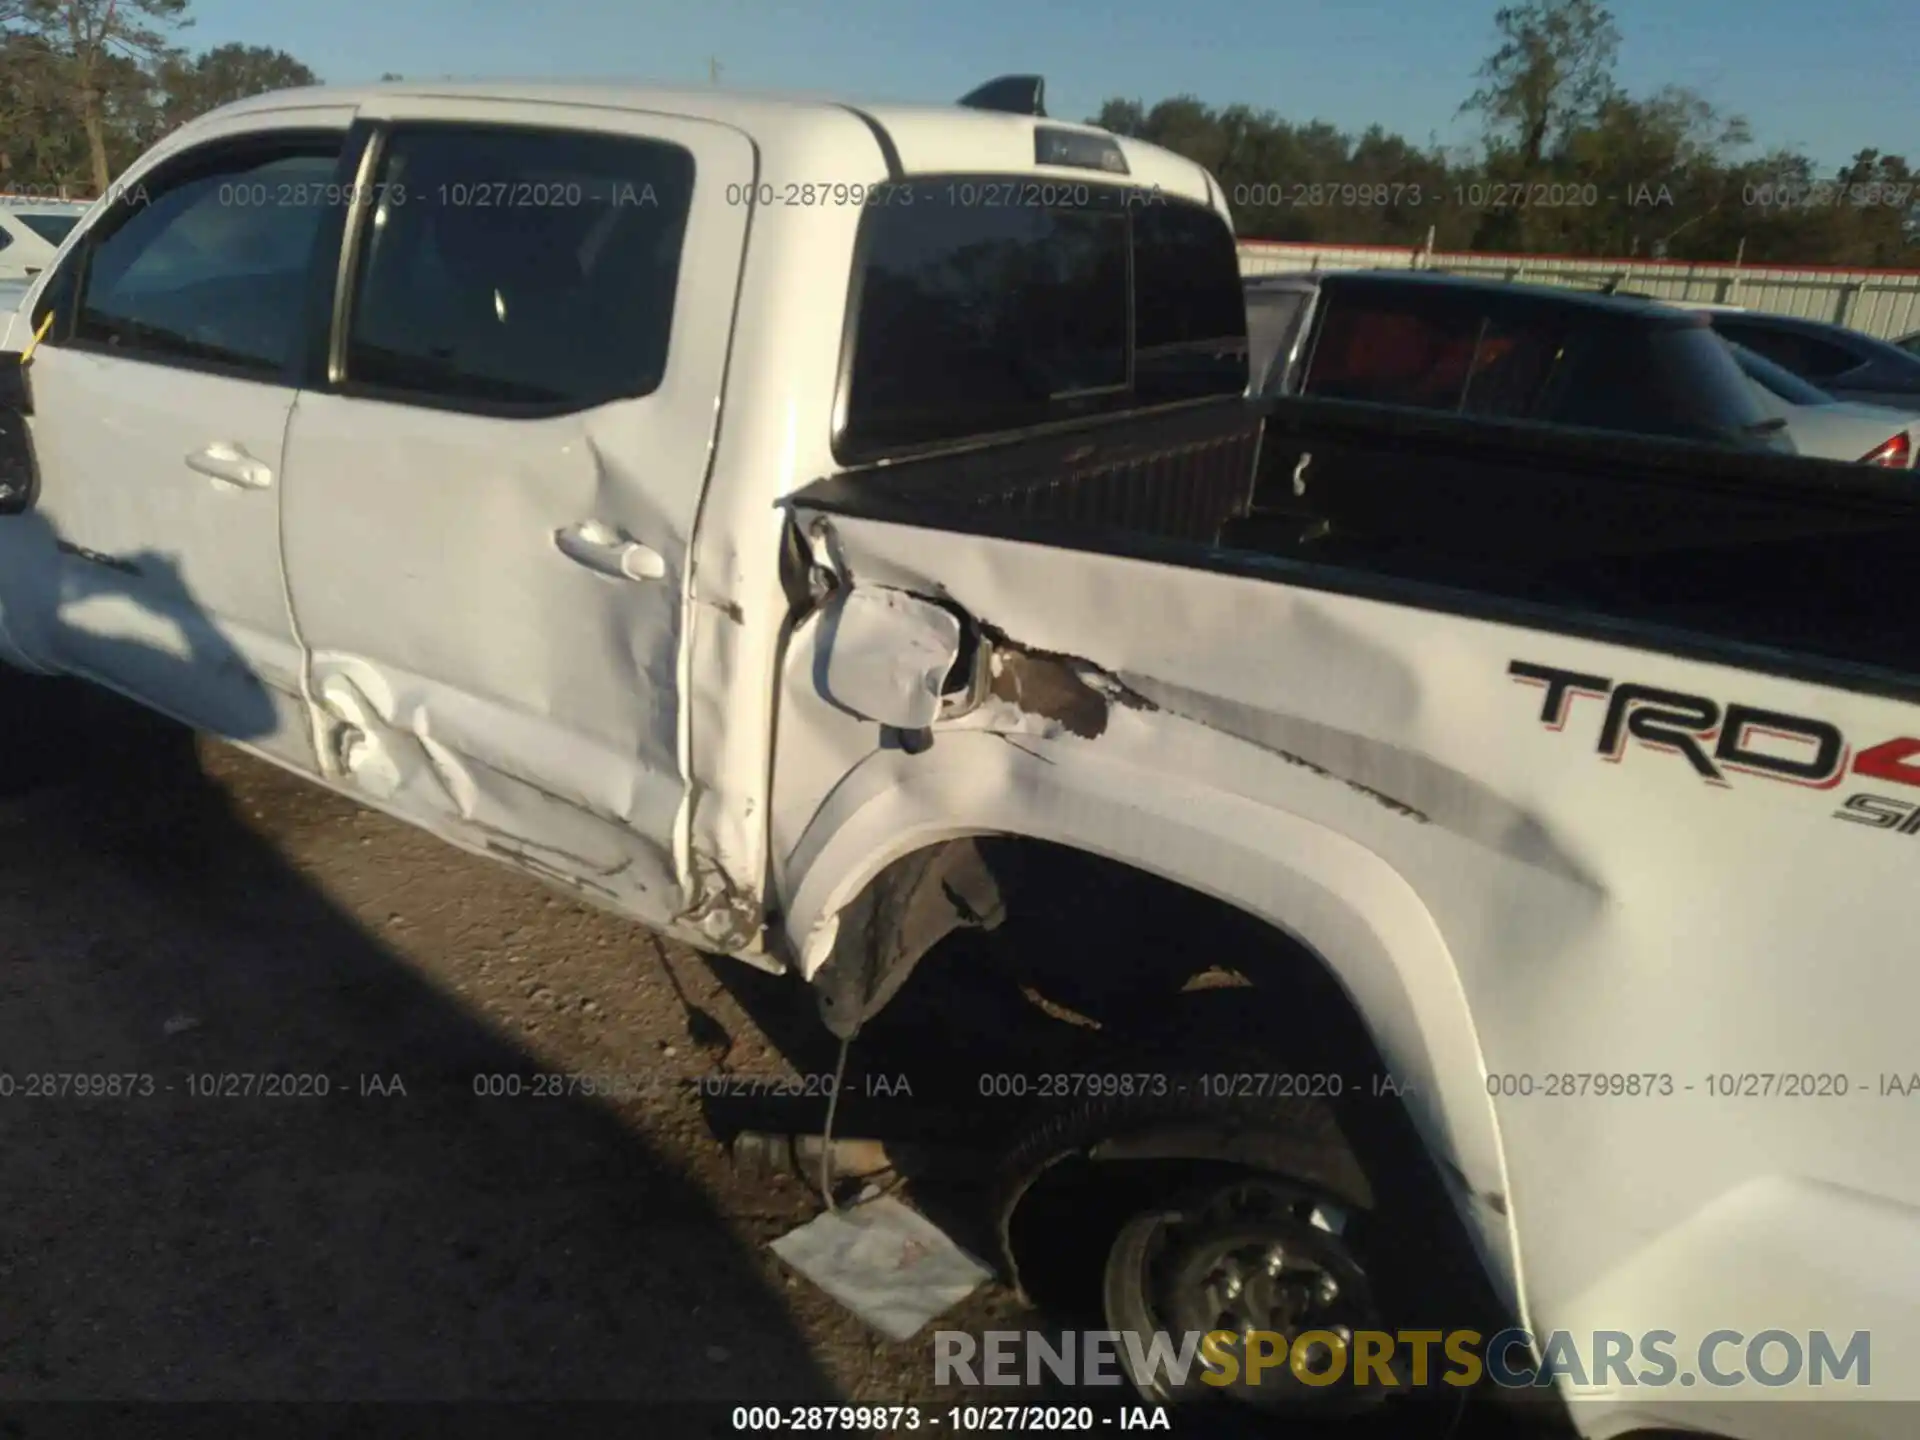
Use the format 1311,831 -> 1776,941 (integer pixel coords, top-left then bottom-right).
279,100 -> 753,922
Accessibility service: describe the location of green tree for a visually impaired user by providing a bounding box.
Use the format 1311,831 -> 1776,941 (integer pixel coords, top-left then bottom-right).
1088,95 -> 1474,248
151,41 -> 315,134
9,0 -> 190,191
1531,86 -> 1752,257
0,27 -> 146,190
0,32 -> 80,186
1830,149 -> 1916,266
1460,0 -> 1621,168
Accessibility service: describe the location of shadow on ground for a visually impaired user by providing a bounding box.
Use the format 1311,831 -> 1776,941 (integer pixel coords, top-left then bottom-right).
0,681 -> 836,1428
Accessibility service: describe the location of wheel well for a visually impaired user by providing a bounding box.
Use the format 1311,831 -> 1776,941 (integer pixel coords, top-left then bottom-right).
813,834 -> 1385,1071
806,837 -> 1513,1341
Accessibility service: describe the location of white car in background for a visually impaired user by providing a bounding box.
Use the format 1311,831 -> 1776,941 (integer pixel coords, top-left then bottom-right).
0,278 -> 31,352
1727,339 -> 1919,468
0,202 -> 88,284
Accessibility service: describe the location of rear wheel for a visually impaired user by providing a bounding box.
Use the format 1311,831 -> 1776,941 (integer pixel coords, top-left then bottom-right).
992,1074 -> 1484,1435
1105,1172 -> 1384,1414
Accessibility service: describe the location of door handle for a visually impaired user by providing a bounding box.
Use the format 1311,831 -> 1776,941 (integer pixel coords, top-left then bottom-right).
554,521 -> 667,581
186,443 -> 272,490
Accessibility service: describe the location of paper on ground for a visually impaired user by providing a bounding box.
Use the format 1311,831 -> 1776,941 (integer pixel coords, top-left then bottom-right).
769,1194 -> 994,1341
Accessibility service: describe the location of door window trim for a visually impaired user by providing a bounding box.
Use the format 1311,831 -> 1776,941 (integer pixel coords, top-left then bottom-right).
311,118 -> 700,422
37,127 -> 356,388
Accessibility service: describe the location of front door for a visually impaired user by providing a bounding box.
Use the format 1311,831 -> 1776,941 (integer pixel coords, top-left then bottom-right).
279,102 -> 754,924
23,117 -> 353,772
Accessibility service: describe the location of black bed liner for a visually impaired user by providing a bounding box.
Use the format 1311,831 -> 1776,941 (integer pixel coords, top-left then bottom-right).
793,394 -> 1920,697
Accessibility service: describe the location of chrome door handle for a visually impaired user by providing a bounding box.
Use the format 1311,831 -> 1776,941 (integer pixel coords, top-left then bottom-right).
554,521 -> 667,581
187,443 -> 273,490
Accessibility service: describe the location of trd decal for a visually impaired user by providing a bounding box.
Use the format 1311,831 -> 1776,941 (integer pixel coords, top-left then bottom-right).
1509,660 -> 1920,834
1595,684 -> 1727,783
1854,737 -> 1920,788
1510,661 -> 1853,790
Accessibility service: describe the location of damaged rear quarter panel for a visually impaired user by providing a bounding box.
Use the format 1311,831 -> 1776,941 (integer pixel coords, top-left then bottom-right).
770,509 -> 1530,1314
772,508 -> 1920,1389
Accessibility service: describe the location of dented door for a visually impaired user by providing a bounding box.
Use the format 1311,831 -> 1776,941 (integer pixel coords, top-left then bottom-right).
279,102 -> 752,922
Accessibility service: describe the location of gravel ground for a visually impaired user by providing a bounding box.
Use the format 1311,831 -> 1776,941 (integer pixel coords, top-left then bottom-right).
0,693 -> 1562,1440
0,698 -> 1047,1430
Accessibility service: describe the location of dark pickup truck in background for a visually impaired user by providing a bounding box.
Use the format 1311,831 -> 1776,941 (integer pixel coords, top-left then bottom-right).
1246,269 -> 1791,451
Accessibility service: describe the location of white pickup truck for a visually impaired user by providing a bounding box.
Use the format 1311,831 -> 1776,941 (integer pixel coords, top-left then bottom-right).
1,76 -> 1917,1440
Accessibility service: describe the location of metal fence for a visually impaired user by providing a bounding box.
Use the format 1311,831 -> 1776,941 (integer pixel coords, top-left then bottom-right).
1238,240 -> 1920,340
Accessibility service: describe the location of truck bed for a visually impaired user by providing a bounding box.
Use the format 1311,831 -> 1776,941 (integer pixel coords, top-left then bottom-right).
1238,397 -> 1920,687
797,394 -> 1920,698
802,398 -> 1265,548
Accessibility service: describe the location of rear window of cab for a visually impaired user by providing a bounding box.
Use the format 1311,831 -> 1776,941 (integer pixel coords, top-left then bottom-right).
835,177 -> 1247,461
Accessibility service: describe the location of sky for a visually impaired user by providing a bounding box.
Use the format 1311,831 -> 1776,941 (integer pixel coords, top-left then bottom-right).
185,0 -> 1915,172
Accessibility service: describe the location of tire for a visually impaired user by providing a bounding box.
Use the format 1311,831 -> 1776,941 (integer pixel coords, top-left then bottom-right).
1100,1174 -> 1383,1420
990,1080 -> 1477,1434
993,1085 -> 1371,1245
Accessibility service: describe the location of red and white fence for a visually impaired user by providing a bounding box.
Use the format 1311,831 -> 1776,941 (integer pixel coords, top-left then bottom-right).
1238,239 -> 1920,340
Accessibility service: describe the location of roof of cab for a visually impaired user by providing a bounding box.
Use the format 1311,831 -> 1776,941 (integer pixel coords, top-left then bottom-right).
187,80 -> 1224,212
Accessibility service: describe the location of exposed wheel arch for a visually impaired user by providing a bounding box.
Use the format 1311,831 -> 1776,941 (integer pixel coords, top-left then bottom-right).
775,732 -> 1521,1324
810,843 -> 1526,1426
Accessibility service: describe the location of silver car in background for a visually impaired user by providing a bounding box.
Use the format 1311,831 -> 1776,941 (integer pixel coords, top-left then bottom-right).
1691,307 -> 1920,411
1728,340 -> 1918,469
0,277 -> 29,349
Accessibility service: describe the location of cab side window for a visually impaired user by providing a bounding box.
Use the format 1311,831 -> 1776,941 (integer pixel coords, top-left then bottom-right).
68,139 -> 343,378
339,125 -> 696,413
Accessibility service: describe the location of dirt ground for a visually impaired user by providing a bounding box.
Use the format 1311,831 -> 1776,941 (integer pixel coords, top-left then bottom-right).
0,698 -> 1059,1428
0,695 -> 1559,1440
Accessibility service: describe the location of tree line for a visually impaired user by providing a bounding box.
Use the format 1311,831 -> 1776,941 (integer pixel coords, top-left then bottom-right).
1093,0 -> 1917,267
4,0 -> 1913,267
1,0 -> 326,195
